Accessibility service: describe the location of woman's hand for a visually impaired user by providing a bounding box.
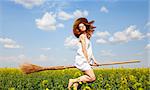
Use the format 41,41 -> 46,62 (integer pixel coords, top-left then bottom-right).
91,54 -> 100,66
93,61 -> 100,66
89,61 -> 99,66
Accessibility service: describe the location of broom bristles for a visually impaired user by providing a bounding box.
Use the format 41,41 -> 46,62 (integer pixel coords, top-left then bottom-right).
20,63 -> 72,74
20,63 -> 43,74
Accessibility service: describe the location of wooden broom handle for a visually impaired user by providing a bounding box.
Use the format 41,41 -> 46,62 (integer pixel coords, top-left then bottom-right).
92,60 -> 140,66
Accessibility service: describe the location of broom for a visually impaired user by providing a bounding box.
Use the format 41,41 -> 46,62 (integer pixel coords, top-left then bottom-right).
20,60 -> 140,74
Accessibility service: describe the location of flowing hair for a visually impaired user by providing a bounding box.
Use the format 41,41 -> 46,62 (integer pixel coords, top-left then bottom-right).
73,17 -> 96,39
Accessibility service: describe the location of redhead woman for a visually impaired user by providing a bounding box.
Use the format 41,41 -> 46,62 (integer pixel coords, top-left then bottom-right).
68,17 -> 100,90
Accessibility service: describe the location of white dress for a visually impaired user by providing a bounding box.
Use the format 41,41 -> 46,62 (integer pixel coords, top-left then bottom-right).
74,35 -> 94,71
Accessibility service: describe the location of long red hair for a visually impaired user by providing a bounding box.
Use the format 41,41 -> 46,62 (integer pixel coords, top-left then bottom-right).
73,17 -> 96,39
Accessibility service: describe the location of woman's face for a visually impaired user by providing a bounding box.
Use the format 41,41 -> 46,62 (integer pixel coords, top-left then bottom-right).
79,23 -> 86,31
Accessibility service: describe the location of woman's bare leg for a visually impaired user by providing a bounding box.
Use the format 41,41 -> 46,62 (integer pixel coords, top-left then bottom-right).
68,69 -> 96,89
73,82 -> 78,90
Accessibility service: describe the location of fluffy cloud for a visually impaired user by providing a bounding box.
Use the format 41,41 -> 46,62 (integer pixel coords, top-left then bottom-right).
36,9 -> 88,31
96,31 -> 110,38
73,10 -> 88,18
96,25 -> 144,44
96,39 -> 108,44
109,31 -> 128,43
57,23 -> 64,28
12,0 -> 45,9
64,36 -> 79,48
111,25 -> 144,43
145,44 -> 150,49
4,44 -> 21,49
95,31 -> 110,44
100,6 -> 109,13
0,37 -> 22,49
58,10 -> 88,21
58,11 -> 73,20
35,12 -> 64,31
125,25 -> 144,39
146,32 -> 150,38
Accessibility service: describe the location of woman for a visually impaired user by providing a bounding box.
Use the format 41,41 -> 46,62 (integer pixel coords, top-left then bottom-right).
68,17 -> 100,90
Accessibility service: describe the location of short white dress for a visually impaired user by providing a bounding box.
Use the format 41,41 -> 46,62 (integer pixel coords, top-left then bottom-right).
74,35 -> 94,71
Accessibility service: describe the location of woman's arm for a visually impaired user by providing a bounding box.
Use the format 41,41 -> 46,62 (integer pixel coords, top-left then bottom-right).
79,34 -> 90,63
91,53 -> 100,65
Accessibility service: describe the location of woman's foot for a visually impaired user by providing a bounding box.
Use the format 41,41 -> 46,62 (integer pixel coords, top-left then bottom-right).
68,79 -> 76,89
73,82 -> 79,90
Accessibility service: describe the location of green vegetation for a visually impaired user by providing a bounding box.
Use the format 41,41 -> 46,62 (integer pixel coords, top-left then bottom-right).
0,68 -> 149,90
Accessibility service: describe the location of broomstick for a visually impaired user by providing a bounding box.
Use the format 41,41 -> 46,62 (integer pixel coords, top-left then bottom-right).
20,60 -> 140,74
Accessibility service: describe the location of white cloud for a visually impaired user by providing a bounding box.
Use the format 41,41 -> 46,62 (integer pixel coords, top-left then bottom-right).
145,44 -> 150,49
95,25 -> 144,44
58,10 -> 88,20
58,11 -> 73,20
41,1 -> 70,15
64,36 -> 79,48
111,25 -> 144,43
36,9 -> 88,31
0,37 -> 22,49
36,12 -> 56,31
0,38 -> 15,44
100,50 -> 115,57
12,0 -> 45,9
96,31 -> 110,38
73,10 -> 88,18
95,31 -> 110,44
57,23 -> 64,28
146,32 -> 150,38
35,12 -> 64,31
125,25 -> 144,40
100,6 -> 109,13
40,48 -> 51,51
4,44 -> 21,49
96,38 -> 108,44
109,31 -> 128,43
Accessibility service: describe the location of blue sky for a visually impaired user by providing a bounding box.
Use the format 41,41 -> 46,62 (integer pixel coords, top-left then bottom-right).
0,0 -> 149,68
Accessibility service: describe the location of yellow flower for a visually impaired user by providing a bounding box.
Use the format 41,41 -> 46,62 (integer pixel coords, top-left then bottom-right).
8,87 -> 15,90
83,85 -> 92,90
45,88 -> 49,90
